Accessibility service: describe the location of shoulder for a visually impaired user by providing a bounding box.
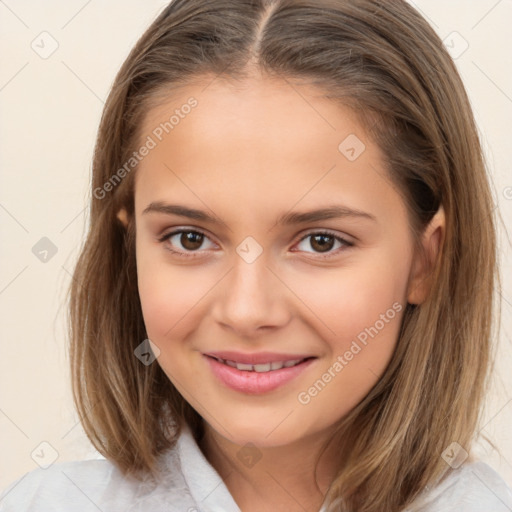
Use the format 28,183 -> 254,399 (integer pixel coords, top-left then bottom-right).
408,460 -> 512,511
0,448 -> 192,512
0,458 -> 133,512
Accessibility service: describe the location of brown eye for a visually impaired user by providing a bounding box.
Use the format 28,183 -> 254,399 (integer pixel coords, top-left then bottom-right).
294,231 -> 353,258
159,229 -> 216,257
309,234 -> 335,253
180,231 -> 204,251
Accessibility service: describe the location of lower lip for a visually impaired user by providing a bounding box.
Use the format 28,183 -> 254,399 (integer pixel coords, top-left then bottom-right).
204,356 -> 315,395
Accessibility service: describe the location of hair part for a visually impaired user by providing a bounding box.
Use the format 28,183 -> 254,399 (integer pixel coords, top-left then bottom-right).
69,1 -> 500,510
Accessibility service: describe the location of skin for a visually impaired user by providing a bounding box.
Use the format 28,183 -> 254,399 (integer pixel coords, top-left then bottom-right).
118,74 -> 445,511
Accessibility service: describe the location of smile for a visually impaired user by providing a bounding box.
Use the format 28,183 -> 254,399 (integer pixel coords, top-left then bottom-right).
210,356 -> 307,372
203,353 -> 317,394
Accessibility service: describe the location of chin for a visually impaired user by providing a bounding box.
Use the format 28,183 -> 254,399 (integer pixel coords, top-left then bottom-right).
205,414 -> 309,449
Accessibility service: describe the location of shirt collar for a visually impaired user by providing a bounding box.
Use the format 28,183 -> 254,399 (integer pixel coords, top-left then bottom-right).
177,422 -> 241,512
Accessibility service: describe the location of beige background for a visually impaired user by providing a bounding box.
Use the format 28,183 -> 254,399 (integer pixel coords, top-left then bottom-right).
1,0 -> 511,493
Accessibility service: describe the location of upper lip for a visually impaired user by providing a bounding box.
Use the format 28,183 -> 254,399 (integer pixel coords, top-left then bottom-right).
204,351 -> 315,365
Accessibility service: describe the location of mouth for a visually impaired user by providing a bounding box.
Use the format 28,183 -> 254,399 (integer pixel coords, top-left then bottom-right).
203,352 -> 317,394
206,355 -> 313,372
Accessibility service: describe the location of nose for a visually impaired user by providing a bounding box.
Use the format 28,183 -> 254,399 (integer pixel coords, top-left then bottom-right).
211,252 -> 292,338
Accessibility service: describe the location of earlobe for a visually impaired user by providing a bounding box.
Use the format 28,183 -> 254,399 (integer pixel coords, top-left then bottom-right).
407,206 -> 445,305
117,208 -> 129,227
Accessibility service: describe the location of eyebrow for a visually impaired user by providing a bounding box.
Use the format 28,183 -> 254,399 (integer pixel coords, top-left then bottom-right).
142,201 -> 376,226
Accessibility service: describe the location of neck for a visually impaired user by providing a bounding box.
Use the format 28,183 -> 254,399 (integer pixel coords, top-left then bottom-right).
198,423 -> 341,512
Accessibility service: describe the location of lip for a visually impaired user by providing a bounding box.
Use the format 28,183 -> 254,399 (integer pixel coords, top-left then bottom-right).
203,354 -> 316,395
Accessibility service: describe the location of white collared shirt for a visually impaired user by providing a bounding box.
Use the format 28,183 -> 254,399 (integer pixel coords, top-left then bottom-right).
1,424 -> 511,511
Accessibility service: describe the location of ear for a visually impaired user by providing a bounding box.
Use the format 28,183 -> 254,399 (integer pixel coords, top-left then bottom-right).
117,208 -> 129,227
407,206 -> 445,305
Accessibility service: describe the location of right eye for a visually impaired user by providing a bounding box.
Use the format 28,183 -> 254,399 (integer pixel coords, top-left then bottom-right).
158,229 -> 217,257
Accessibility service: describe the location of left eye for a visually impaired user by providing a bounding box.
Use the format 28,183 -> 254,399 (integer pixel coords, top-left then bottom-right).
294,232 -> 353,256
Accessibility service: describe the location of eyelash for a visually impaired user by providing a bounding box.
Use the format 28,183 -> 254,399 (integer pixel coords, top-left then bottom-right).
157,228 -> 354,260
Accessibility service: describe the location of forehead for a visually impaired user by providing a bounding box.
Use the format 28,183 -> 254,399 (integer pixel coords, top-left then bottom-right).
140,75 -> 366,160
133,76 -> 404,225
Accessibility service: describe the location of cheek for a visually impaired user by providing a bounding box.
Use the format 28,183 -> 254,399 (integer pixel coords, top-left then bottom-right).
293,269 -> 406,424
292,255 -> 408,347
293,254 -> 409,418
136,248 -> 228,357
138,270 -> 204,342
136,242 -> 201,341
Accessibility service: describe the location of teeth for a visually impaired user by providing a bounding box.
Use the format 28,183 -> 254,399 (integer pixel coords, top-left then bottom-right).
215,357 -> 305,372
254,363 -> 271,372
236,362 -> 253,371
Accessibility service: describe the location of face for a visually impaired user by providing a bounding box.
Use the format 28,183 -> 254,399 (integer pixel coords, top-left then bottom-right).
128,75 -> 420,448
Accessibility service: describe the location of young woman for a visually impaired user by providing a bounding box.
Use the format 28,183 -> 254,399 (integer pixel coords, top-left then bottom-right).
2,1 -> 511,510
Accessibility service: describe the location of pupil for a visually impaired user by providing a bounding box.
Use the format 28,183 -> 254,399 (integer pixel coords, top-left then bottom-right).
182,232 -> 203,250
311,234 -> 333,253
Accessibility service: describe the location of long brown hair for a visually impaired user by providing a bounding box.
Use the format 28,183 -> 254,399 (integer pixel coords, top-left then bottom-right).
68,1 -> 500,510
